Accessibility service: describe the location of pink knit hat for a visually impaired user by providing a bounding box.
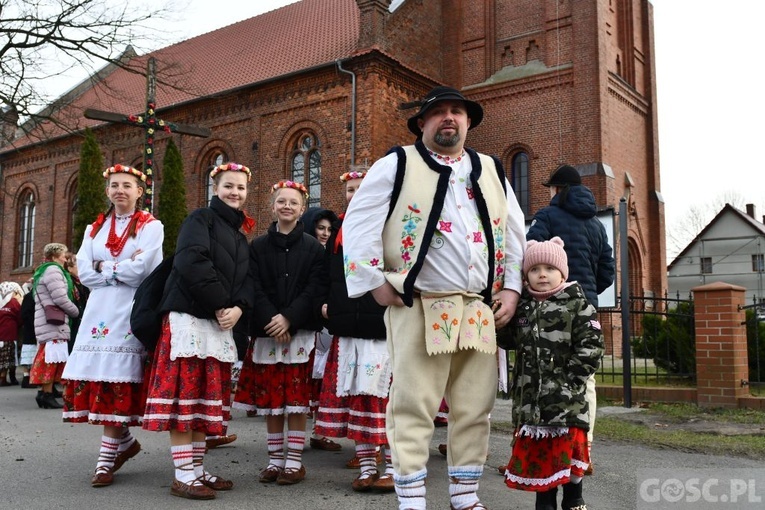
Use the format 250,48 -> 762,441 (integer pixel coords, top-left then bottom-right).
523,237 -> 569,281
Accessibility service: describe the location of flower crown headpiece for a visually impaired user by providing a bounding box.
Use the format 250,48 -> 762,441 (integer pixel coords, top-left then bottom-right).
271,180 -> 309,200
340,171 -> 366,182
103,164 -> 147,182
209,162 -> 252,182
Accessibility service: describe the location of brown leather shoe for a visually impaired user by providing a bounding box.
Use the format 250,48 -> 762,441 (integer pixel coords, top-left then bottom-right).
200,473 -> 234,491
438,444 -> 447,456
206,434 -> 238,450
309,436 -> 342,451
372,473 -> 395,492
170,479 -> 216,500
91,466 -> 114,487
351,471 -> 379,492
113,440 -> 141,473
259,465 -> 282,483
585,461 -> 594,476
497,465 -> 507,475
276,465 -> 306,485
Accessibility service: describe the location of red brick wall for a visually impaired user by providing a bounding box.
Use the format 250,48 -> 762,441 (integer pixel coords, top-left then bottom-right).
693,282 -> 750,408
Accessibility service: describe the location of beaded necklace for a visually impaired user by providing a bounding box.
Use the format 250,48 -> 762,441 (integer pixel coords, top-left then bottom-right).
427,148 -> 466,165
105,213 -> 135,257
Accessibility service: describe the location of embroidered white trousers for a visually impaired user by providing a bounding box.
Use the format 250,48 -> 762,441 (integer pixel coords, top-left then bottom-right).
385,297 -> 497,476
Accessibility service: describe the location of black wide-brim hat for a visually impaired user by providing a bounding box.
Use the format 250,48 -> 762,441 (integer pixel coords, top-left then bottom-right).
407,86 -> 484,136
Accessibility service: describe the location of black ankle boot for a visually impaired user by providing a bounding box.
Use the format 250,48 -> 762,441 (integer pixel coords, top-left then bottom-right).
35,390 -> 43,408
38,391 -> 63,409
535,486 -> 558,510
9,371 -> 19,385
562,481 -> 586,510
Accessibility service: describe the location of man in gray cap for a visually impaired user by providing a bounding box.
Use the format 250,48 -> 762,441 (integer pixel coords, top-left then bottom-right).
342,86 -> 526,509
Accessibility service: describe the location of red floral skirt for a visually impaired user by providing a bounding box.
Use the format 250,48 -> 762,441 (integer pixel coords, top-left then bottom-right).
29,343 -> 65,384
234,339 -> 311,415
504,426 -> 589,492
142,317 -> 232,435
314,337 -> 388,444
62,379 -> 147,427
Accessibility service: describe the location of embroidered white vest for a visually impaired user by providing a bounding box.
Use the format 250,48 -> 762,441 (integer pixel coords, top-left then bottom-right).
381,144 -> 508,304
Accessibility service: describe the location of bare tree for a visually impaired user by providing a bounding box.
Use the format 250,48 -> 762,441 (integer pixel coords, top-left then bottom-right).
0,0 -> 176,143
667,191 -> 753,259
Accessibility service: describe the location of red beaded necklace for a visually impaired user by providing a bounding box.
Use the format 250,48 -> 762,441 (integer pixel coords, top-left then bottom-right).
105,213 -> 134,257
427,148 -> 466,165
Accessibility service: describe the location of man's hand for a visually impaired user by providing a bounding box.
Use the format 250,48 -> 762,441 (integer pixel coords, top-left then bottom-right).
493,289 -> 520,329
370,281 -> 404,307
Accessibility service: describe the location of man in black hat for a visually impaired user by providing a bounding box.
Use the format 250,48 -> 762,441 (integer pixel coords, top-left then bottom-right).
526,164 -> 614,483
341,86 -> 526,509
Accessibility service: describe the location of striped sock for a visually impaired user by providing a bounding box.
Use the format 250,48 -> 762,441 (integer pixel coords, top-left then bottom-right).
267,432 -> 285,469
395,469 -> 427,510
448,466 -> 482,510
192,441 -> 206,479
285,431 -> 305,471
117,428 -> 135,454
96,436 -> 120,470
383,444 -> 394,476
172,444 -> 195,484
355,443 -> 378,477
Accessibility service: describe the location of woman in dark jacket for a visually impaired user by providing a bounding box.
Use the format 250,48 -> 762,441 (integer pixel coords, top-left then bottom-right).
19,284 -> 38,388
313,170 -> 394,492
234,180 -> 327,486
143,162 -> 253,501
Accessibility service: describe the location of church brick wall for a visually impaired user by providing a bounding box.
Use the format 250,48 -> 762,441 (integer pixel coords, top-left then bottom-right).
0,0 -> 664,306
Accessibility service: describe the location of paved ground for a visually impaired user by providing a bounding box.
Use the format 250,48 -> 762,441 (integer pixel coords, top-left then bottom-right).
2,379 -> 763,510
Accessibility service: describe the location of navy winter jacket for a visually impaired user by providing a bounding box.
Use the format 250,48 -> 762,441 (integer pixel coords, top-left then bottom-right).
526,185 -> 615,307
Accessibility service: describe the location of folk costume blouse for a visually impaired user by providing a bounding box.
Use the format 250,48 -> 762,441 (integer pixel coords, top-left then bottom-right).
343,143 -> 526,302
63,211 -> 164,383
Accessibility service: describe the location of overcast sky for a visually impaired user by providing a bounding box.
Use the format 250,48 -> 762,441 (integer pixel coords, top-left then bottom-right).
44,0 -> 765,231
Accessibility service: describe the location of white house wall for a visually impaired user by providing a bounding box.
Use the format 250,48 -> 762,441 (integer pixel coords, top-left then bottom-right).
668,210 -> 765,303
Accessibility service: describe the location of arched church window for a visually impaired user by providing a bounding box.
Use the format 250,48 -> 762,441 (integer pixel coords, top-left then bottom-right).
17,190 -> 36,268
511,152 -> 530,216
290,132 -> 321,207
205,152 -> 227,205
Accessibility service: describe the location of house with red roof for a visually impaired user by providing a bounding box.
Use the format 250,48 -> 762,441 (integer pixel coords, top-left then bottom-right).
0,0 -> 666,304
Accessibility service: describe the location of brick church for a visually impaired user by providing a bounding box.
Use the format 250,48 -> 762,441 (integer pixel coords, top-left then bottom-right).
0,0 -> 666,304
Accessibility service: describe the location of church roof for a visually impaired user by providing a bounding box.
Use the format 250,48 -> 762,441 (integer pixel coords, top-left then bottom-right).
8,0 -> 360,149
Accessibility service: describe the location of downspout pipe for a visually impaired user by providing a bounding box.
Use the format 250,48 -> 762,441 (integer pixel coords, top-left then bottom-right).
336,59 -> 356,166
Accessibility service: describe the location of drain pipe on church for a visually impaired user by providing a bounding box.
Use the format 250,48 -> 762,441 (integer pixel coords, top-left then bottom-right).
336,60 -> 356,166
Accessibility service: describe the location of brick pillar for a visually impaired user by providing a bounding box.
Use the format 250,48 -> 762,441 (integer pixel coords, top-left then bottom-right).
692,282 -> 749,408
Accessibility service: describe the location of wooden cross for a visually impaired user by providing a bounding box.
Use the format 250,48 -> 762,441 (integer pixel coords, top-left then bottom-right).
84,57 -> 211,212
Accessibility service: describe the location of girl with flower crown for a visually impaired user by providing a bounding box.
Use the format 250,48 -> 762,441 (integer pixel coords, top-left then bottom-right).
234,179 -> 328,486
62,165 -> 164,488
313,169 -> 396,492
142,162 -> 254,500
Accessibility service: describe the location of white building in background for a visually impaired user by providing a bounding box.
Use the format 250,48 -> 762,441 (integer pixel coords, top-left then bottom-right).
668,204 -> 765,305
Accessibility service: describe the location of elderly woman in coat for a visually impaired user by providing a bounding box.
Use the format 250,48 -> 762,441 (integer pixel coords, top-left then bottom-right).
30,243 -> 79,409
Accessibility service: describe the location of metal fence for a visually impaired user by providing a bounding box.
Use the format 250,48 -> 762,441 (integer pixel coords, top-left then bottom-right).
598,292 -> 695,385
742,298 -> 765,391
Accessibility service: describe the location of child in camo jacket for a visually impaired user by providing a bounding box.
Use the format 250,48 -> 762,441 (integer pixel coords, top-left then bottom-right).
500,237 -> 603,510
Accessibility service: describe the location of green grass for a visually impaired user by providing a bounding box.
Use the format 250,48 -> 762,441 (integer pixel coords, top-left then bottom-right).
595,416 -> 765,459
491,401 -> 765,460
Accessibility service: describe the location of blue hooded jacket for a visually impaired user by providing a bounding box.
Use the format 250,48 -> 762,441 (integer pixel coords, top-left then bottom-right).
526,185 -> 615,307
